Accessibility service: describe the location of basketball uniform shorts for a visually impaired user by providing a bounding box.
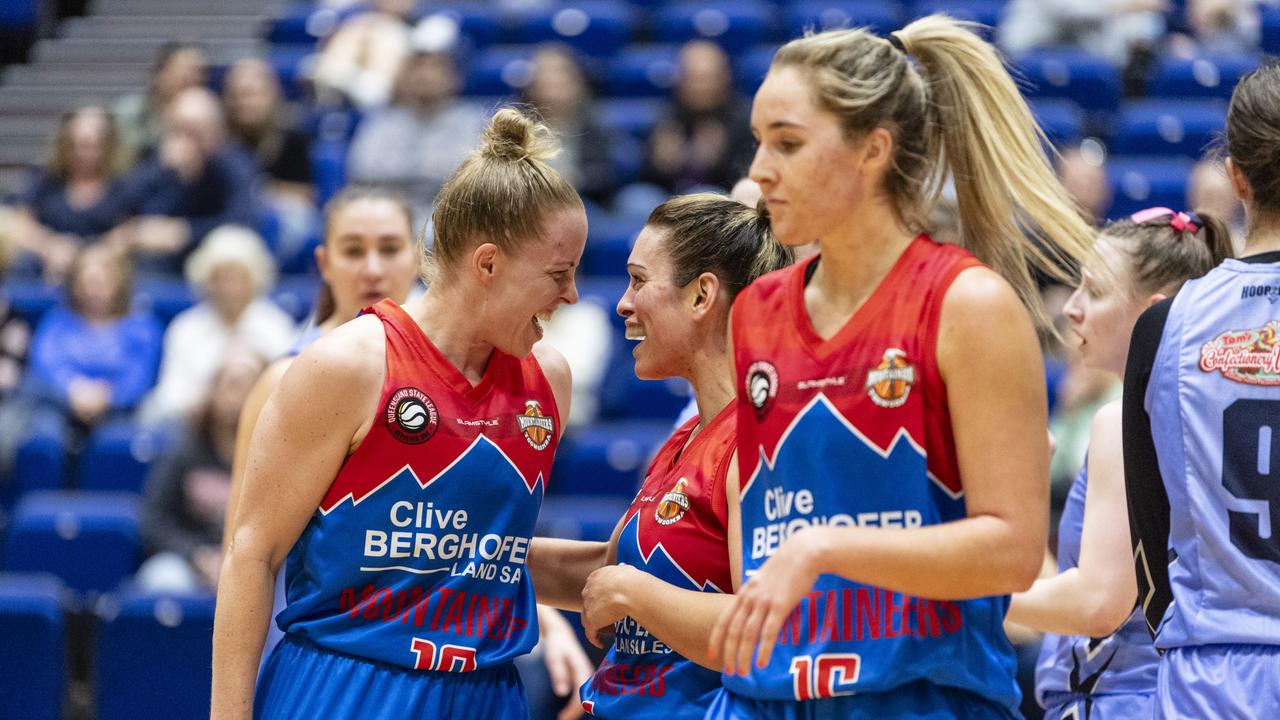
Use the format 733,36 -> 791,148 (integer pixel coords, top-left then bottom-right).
255,634 -> 529,720
704,680 -> 1019,720
1040,691 -> 1153,720
1155,644 -> 1280,720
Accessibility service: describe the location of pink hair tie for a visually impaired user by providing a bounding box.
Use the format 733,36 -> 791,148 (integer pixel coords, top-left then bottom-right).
1129,207 -> 1201,234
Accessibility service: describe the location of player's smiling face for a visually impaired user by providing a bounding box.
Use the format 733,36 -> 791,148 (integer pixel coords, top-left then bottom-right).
1062,238 -> 1146,375
618,226 -> 696,380
488,205 -> 587,357
748,65 -> 870,248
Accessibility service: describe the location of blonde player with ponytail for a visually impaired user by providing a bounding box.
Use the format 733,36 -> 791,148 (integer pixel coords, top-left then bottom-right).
213,109 -> 586,719
707,17 -> 1094,717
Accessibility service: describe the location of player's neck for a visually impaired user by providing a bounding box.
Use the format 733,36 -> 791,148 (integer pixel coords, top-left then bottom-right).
1241,228 -> 1280,257
686,346 -> 734,430
812,208 -> 916,314
406,291 -> 494,382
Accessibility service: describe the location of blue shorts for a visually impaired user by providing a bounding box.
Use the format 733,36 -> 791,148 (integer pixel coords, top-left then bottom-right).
255,635 -> 528,720
1041,692 -> 1153,719
1156,644 -> 1280,720
704,681 -> 1019,720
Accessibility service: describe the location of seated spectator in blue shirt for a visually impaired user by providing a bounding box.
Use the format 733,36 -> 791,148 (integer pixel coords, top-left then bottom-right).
113,87 -> 260,274
25,244 -> 162,427
11,106 -> 134,281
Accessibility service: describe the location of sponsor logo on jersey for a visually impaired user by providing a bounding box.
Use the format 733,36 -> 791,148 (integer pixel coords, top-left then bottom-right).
385,387 -> 439,444
746,360 -> 779,417
865,349 -> 915,407
1199,321 -> 1280,385
654,478 -> 690,525
517,400 -> 554,450
1241,285 -> 1280,303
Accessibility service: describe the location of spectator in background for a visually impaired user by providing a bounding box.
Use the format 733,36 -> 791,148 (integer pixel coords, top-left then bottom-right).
347,50 -> 485,220
311,0 -> 416,109
17,245 -> 161,486
1057,144 -> 1113,225
11,106 -> 134,281
1188,158 -> 1245,250
137,346 -> 266,593
522,45 -> 616,207
640,41 -> 753,194
112,88 -> 260,273
114,41 -> 208,162
0,215 -> 33,486
1180,0 -> 1260,54
223,57 -> 319,267
138,226 -> 295,427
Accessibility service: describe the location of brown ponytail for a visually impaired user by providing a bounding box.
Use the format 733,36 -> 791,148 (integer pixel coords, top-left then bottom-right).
1099,209 -> 1234,299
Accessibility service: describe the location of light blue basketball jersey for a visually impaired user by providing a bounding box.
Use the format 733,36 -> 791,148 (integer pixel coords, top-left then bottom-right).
1035,462 -> 1158,710
1145,257 -> 1280,649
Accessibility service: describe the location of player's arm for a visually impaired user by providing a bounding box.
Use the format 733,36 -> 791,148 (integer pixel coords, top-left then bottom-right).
710,267 -> 1048,673
582,453 -> 741,671
534,342 -> 573,435
211,319 -> 384,720
220,358 -> 292,557
1122,299 -> 1175,639
528,536 -> 613,611
1007,400 -> 1137,636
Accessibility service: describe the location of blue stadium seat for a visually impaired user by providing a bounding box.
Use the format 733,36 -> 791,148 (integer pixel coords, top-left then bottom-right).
4,491 -> 141,594
5,277 -> 59,327
1029,98 -> 1085,147
653,1 -> 777,53
96,590 -> 216,720
505,1 -> 635,57
431,3 -> 503,49
272,274 -> 322,322
1263,5 -> 1280,54
597,97 -> 666,140
311,138 -> 349,208
599,341 -> 693,422
132,277 -> 196,327
266,2 -> 335,45
551,421 -> 674,497
0,0 -> 38,62
0,574 -> 65,720
1106,156 -> 1195,220
1148,53 -> 1260,101
606,44 -> 681,97
784,1 -> 903,37
908,0 -> 1005,31
1110,99 -> 1226,159
736,43 -> 777,94
268,44 -> 315,101
576,276 -> 628,332
609,132 -> 646,186
1017,49 -> 1121,114
78,421 -> 176,494
464,44 -> 538,96
537,495 -> 631,540
583,217 -> 642,278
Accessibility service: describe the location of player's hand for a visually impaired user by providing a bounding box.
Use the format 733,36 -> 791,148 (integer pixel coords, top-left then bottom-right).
537,607 -> 594,720
708,525 -> 826,676
580,563 -> 640,649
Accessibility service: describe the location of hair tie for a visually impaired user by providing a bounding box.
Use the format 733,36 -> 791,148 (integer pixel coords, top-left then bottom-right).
1130,207 -> 1201,234
887,32 -> 907,55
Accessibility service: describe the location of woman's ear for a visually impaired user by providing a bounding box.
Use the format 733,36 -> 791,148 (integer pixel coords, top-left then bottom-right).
689,271 -> 721,320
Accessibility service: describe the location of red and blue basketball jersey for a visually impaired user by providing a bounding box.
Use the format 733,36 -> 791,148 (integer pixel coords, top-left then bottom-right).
580,405 -> 736,719
274,299 -> 559,672
727,236 -> 1020,710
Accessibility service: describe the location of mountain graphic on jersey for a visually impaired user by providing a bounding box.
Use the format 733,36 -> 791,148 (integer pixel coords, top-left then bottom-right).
620,512 -> 724,592
741,394 -> 963,539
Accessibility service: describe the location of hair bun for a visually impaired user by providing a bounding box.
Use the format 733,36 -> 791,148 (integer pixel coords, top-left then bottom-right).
479,108 -> 559,163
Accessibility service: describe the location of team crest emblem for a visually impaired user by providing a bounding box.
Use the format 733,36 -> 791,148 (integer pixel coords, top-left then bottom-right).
517,400 -> 555,450
385,387 -> 439,444
1199,321 -> 1280,386
866,348 -> 915,408
655,478 -> 690,525
746,360 -> 779,417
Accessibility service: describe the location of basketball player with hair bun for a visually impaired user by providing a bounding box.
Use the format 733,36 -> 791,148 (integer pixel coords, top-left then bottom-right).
706,16 -> 1095,717
212,108 -> 587,719
1124,62 -> 1280,718
529,194 -> 793,719
1006,208 -> 1232,720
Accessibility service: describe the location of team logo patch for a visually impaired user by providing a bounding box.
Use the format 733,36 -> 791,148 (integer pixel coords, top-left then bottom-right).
865,348 -> 915,408
517,400 -> 555,450
385,387 -> 439,444
1199,321 -> 1280,386
654,478 -> 690,525
746,360 -> 779,416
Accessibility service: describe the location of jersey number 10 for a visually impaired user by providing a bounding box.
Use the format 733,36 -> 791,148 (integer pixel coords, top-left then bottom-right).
789,653 -> 861,700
